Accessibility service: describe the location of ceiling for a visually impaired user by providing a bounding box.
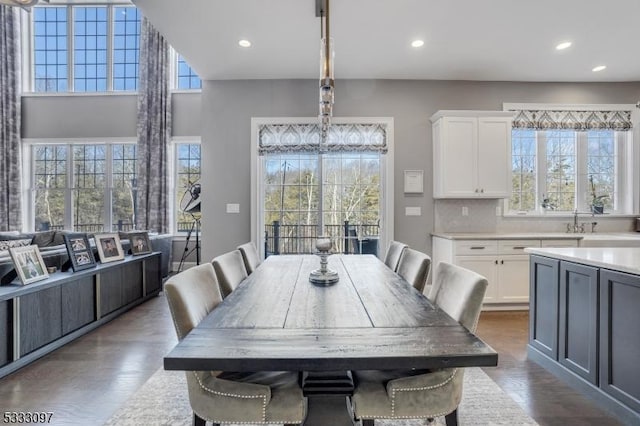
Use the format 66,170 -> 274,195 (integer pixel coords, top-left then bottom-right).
131,0 -> 640,83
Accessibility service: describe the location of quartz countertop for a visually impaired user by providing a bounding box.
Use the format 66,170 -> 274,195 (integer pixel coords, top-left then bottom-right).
431,232 -> 584,240
524,247 -> 640,276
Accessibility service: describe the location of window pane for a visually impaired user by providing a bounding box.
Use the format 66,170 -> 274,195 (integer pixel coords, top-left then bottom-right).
111,144 -> 137,231
509,129 -> 537,212
33,145 -> 67,230
73,145 -> 106,231
176,143 -> 201,232
113,6 -> 141,91
587,130 -> 615,211
176,55 -> 201,89
74,7 -> 108,92
545,130 -> 575,211
33,6 -> 68,93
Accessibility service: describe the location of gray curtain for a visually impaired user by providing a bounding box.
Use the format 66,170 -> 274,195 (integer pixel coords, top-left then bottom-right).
0,6 -> 22,232
135,17 -> 171,233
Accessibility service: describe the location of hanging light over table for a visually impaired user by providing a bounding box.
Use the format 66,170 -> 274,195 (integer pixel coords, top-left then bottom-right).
317,0 -> 334,144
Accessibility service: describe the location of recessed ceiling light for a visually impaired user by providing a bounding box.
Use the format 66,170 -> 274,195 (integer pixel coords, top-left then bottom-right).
411,40 -> 424,48
556,41 -> 572,50
238,39 -> 252,48
592,65 -> 607,72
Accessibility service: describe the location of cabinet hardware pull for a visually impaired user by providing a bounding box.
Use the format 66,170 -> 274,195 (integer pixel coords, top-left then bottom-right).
513,246 -> 526,250
501,260 -> 504,264
480,189 -> 484,193
470,246 -> 485,250
475,189 -> 479,193
495,260 -> 498,264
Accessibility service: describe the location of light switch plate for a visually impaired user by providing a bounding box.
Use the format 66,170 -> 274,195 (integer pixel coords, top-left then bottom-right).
462,206 -> 469,216
405,206 -> 421,216
226,203 -> 240,213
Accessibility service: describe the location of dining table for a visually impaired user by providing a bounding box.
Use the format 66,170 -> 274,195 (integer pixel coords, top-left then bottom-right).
164,254 -> 498,425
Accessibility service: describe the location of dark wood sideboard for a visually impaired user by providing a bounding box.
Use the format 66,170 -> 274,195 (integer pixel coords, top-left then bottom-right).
0,252 -> 162,379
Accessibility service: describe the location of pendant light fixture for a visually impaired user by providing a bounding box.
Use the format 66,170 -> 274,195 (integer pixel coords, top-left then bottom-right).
317,0 -> 334,144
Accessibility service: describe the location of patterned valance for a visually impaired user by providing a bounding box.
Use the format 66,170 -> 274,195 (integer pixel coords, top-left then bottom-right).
258,123 -> 387,155
509,109 -> 632,131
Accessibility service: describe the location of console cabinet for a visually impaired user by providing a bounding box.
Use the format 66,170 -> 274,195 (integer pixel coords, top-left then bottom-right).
431,110 -> 514,198
0,253 -> 161,379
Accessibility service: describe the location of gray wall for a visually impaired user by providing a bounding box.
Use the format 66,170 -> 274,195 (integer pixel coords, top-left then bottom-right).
200,79 -> 640,261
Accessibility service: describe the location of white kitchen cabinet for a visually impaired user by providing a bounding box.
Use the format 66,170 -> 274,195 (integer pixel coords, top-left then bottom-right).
431,110 -> 514,198
432,236 -> 580,310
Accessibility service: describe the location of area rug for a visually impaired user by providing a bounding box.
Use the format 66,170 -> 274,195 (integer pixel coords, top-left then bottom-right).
105,367 -> 538,425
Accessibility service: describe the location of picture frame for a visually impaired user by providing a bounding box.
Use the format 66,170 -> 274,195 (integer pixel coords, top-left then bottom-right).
63,233 -> 96,271
9,244 -> 49,285
127,231 -> 152,256
94,233 -> 125,263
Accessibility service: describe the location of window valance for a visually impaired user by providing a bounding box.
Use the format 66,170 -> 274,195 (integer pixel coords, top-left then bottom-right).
509,109 -> 632,131
258,123 -> 387,155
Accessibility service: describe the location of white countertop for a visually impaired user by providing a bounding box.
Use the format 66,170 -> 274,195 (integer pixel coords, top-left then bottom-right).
524,247 -> 640,276
431,232 -> 584,240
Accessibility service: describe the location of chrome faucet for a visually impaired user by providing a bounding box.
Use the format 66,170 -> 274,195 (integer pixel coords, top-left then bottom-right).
567,209 -> 595,233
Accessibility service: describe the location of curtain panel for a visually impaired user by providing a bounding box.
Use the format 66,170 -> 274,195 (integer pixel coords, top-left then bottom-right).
0,5 -> 22,231
509,109 -> 632,131
135,17 -> 172,233
258,123 -> 388,155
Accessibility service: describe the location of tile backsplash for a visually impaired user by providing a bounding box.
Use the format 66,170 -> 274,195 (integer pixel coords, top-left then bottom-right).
434,199 -> 636,234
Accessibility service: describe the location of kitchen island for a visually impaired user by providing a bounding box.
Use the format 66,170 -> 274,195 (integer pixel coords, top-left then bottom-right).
525,247 -> 640,424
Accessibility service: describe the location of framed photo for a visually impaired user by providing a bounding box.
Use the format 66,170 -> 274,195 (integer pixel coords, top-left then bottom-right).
63,233 -> 96,271
94,233 -> 125,263
9,245 -> 49,285
128,231 -> 152,256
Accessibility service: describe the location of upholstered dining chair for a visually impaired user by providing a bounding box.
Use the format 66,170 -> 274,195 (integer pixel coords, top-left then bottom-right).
212,249 -> 248,298
165,263 -> 306,426
396,248 -> 431,293
383,240 -> 408,271
237,242 -> 261,274
351,261 -> 488,426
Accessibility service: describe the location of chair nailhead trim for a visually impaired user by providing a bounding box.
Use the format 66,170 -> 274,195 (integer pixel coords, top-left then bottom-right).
166,294 -> 303,424
387,369 -> 458,417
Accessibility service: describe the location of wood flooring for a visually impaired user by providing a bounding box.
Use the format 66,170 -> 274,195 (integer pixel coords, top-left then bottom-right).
0,296 -> 626,425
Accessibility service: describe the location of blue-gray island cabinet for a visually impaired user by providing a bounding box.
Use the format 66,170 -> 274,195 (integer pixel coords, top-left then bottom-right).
526,247 -> 640,425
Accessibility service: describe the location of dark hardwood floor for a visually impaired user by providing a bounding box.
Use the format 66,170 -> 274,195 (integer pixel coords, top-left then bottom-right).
0,297 -> 627,425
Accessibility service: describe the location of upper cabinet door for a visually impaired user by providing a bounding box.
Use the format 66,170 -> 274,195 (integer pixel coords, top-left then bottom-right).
434,116 -> 477,197
431,110 -> 514,199
477,117 -> 512,197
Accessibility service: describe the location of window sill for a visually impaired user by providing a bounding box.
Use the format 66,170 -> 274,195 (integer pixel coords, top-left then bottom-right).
21,91 -> 138,98
503,212 -> 638,219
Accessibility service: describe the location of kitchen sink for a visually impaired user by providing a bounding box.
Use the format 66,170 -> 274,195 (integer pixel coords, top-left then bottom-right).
579,232 -> 640,247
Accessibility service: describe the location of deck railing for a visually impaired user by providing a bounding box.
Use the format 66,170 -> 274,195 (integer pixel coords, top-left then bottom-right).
264,220 -> 379,256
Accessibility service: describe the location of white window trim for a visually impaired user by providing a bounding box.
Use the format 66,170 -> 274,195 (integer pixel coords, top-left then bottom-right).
502,103 -> 639,217
22,137 -> 137,232
251,117 -> 394,260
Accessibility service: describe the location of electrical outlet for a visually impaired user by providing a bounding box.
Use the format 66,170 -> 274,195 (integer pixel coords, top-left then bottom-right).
496,206 -> 502,216
226,203 -> 240,213
462,206 -> 469,216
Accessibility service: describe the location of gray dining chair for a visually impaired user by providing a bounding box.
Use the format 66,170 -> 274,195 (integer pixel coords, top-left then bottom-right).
383,240 -> 408,271
351,261 -> 488,426
396,247 -> 431,293
165,263 -> 306,426
237,242 -> 261,274
212,249 -> 248,298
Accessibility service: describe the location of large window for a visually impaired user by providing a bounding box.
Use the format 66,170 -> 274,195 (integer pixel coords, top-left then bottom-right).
32,142 -> 136,232
509,129 -> 630,214
255,120 -> 392,257
31,4 -> 140,92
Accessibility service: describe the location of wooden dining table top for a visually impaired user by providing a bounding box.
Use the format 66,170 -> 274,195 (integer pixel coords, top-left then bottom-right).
164,254 -> 498,372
